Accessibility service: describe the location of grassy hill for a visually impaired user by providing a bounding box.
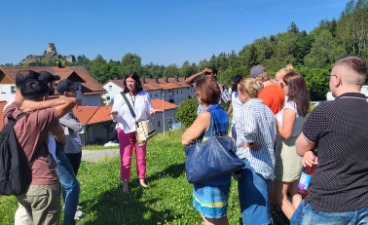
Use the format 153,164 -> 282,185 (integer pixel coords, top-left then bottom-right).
0,129 -> 288,225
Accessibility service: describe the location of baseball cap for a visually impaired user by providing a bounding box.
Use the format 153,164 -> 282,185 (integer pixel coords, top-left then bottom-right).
250,65 -> 266,78
38,71 -> 60,84
57,79 -> 78,94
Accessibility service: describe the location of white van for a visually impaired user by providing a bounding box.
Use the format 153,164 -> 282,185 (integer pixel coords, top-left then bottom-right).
326,85 -> 368,101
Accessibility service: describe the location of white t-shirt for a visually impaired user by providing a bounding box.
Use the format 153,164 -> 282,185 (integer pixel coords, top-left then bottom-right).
231,91 -> 243,125
276,100 -> 307,138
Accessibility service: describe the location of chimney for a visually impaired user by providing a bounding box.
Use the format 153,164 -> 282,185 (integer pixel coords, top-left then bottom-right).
165,77 -> 169,83
155,77 -> 159,84
176,76 -> 179,82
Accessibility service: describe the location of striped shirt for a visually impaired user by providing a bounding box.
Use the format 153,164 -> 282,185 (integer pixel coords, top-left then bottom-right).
234,98 -> 277,180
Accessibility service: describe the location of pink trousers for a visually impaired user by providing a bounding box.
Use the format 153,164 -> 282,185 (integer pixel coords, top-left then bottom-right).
117,128 -> 147,182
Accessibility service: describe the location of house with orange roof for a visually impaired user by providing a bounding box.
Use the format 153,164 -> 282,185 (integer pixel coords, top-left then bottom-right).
0,101 -> 7,130
102,76 -> 194,105
72,105 -> 115,145
72,99 -> 178,145
0,66 -> 106,106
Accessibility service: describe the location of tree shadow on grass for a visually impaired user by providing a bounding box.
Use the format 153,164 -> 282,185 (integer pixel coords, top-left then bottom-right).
84,185 -> 176,225
145,163 -> 185,184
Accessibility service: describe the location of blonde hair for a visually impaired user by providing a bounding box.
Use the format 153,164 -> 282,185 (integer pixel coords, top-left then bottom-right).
238,78 -> 264,98
276,64 -> 294,79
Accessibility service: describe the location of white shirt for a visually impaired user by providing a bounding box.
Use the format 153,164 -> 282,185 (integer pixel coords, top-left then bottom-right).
112,90 -> 153,133
276,99 -> 308,139
231,91 -> 243,125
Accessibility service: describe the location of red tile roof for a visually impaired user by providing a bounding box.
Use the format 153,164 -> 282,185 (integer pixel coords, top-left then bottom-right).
73,100 -> 176,125
151,99 -> 177,111
0,66 -> 106,95
72,105 -> 112,125
0,101 -> 7,129
109,77 -> 190,91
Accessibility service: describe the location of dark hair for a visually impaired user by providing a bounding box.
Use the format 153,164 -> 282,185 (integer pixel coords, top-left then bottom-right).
208,67 -> 217,74
231,75 -> 243,91
195,76 -> 221,105
283,72 -> 310,117
20,79 -> 49,101
205,66 -> 218,75
123,72 -> 143,94
15,70 -> 40,88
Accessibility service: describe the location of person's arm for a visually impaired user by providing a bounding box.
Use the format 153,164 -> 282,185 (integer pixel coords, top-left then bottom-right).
295,133 -> 318,167
59,112 -> 83,133
182,112 -> 210,145
109,93 -> 124,120
144,91 -> 162,115
184,68 -> 212,84
21,97 -> 76,118
51,123 -> 66,145
277,108 -> 296,139
227,101 -> 233,115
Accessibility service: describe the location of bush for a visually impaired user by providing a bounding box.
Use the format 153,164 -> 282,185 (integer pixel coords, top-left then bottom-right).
174,98 -> 198,128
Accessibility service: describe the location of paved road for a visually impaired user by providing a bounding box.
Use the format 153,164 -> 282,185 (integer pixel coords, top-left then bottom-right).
82,149 -> 119,162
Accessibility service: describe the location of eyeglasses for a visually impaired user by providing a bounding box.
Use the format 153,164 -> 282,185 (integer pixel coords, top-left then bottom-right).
280,83 -> 288,88
325,74 -> 337,77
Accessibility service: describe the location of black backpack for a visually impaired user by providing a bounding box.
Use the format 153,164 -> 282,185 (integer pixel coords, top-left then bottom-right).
0,112 -> 38,196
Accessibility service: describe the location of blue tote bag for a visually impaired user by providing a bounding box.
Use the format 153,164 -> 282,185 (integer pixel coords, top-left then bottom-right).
184,113 -> 244,183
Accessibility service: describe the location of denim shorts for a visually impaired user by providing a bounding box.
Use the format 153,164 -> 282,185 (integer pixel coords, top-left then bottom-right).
291,200 -> 368,225
238,159 -> 271,225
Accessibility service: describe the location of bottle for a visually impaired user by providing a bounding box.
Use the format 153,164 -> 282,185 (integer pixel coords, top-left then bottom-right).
297,165 -> 315,196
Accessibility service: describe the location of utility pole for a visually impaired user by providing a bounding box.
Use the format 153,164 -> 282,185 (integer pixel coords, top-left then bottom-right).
162,91 -> 165,134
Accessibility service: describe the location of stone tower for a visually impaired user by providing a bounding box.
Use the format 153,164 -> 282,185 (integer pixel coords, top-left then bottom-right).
44,43 -> 57,58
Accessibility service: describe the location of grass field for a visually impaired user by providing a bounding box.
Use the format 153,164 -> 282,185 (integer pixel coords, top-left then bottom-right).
0,129 -> 288,225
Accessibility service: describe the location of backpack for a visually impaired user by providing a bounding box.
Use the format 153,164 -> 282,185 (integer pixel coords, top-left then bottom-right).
0,112 -> 35,195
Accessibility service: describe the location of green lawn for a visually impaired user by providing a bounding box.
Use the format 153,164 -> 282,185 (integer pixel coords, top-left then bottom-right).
0,129 -> 288,225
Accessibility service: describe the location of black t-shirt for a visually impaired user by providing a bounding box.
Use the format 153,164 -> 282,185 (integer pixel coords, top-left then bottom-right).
303,93 -> 368,212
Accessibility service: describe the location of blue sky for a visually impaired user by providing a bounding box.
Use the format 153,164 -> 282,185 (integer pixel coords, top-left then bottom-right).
0,0 -> 349,66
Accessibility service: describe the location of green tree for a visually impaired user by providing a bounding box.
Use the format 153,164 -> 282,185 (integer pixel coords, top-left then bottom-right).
120,53 -> 142,74
164,64 -> 180,77
174,98 -> 199,128
298,66 -> 331,100
304,30 -> 345,68
180,61 -> 197,78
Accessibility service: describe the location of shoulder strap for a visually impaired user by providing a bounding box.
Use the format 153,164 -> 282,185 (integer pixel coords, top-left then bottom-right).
121,92 -> 136,118
208,111 -> 221,136
9,111 -> 44,166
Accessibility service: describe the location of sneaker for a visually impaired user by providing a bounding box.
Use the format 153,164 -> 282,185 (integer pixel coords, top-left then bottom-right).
74,209 -> 86,220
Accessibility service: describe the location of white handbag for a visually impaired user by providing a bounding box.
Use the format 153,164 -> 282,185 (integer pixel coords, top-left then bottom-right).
136,119 -> 157,142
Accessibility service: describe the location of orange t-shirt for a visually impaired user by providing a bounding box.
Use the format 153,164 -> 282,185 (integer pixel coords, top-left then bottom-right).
258,84 -> 285,114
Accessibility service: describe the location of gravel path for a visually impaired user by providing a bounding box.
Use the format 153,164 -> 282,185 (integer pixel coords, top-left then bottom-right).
82,149 -> 119,162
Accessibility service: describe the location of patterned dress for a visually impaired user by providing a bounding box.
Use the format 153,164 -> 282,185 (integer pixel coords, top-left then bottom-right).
192,104 -> 231,219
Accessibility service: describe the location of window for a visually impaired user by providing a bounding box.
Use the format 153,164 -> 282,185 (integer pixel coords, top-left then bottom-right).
109,85 -> 112,91
157,120 -> 161,127
11,86 -> 16,93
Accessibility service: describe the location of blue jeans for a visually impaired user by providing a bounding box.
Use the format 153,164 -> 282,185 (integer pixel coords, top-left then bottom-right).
56,149 -> 80,225
291,200 -> 368,225
238,159 -> 271,225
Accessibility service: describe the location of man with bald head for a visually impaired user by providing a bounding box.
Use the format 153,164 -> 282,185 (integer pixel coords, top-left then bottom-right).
292,55 -> 368,225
